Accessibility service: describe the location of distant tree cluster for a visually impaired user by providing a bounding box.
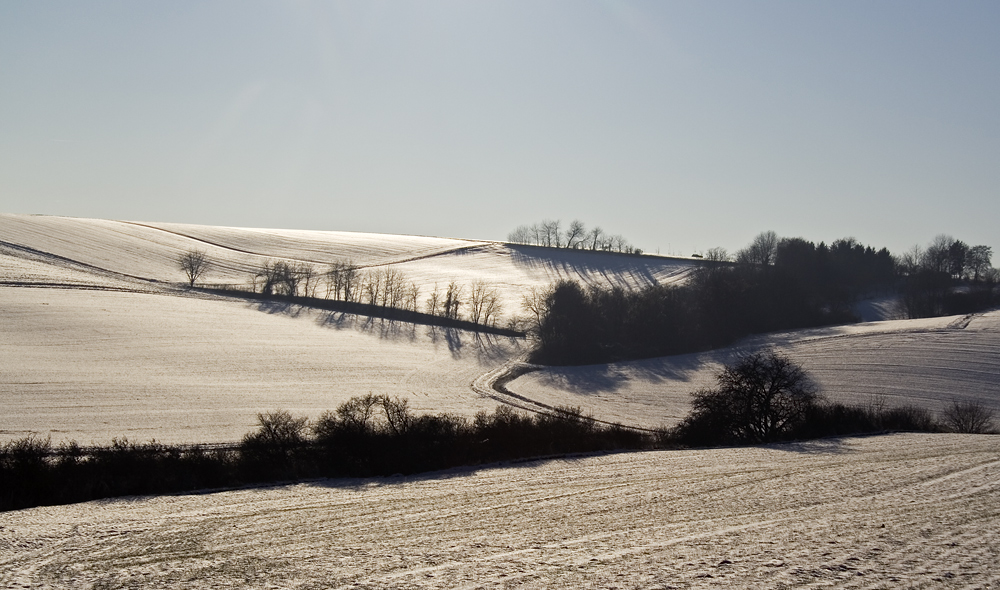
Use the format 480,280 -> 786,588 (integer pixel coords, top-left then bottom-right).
530,229 -> 996,364
896,235 -> 995,318
532,231 -> 917,365
704,231 -> 996,320
175,249 -> 509,328
528,265 -> 856,365
244,258 -> 504,327
507,219 -> 640,254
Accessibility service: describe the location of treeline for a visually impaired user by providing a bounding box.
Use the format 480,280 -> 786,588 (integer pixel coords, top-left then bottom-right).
895,235 -> 997,318
507,219 -> 640,254
252,261 -> 504,325
183,252 -> 507,328
530,231 -> 996,365
0,398 -> 650,512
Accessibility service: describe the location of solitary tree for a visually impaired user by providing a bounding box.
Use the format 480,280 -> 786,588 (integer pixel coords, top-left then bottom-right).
965,246 -> 993,282
943,399 -> 995,434
736,231 -> 779,266
178,249 -> 210,287
564,220 -> 586,249
704,247 -> 730,262
678,349 -> 818,444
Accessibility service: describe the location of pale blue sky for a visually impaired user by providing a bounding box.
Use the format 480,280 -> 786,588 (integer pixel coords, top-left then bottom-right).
1,1 -> 997,256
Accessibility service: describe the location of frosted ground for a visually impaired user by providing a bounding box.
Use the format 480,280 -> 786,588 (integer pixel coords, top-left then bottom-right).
0,212 -> 692,444
2,212 -> 999,443
506,311 -> 1000,429
2,434 -> 998,588
3,214 -> 1000,588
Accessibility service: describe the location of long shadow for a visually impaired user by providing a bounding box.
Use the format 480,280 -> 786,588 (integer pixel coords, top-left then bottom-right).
768,437 -> 852,455
196,286 -> 524,338
529,348 -> 742,396
303,450 -> 625,492
507,244 -> 698,288
250,296 -> 525,362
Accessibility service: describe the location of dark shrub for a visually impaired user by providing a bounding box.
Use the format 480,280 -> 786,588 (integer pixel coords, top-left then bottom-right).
240,410 -> 311,480
942,400 -> 995,434
674,350 -> 819,445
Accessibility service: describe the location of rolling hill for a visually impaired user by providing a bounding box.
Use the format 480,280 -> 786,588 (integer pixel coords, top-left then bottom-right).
1,212 -> 998,445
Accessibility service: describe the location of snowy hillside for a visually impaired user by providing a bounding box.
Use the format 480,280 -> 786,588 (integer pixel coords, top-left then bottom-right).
0,213 -> 696,305
504,310 -> 1000,428
0,213 -> 693,444
3,434 -> 998,588
2,212 -> 997,444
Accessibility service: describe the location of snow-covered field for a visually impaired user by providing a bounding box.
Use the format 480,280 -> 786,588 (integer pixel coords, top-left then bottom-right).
0,213 -> 697,308
2,433 -> 998,589
2,212 -> 999,443
505,311 -> 1000,429
0,286 -> 522,444
3,214 -> 999,587
0,213 -> 698,444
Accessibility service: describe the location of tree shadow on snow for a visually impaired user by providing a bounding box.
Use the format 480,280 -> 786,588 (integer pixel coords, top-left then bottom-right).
303,453 -> 602,492
768,437 -> 853,455
533,349 -> 738,396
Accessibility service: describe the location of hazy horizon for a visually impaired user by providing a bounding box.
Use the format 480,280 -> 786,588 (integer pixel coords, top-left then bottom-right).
2,1 -> 997,257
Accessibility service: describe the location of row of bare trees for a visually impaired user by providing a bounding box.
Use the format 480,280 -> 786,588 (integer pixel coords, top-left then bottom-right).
507,219 -> 639,254
177,250 -> 509,327
248,258 -> 505,326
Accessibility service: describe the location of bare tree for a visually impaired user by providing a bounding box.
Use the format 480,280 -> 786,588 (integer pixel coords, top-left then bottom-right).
178,250 -> 211,287
480,286 -> 503,327
380,396 -> 412,435
254,260 -> 281,295
564,220 -> 586,249
704,247 -> 730,262
507,225 -> 533,244
922,234 -> 954,274
541,219 -> 561,248
587,227 -> 604,251
296,263 -> 318,298
608,234 -> 631,253
896,245 -> 924,276
521,285 -> 550,336
379,266 -> 406,308
469,281 -> 503,325
736,231 -> 779,266
425,283 -> 442,316
362,269 -> 383,306
325,260 -> 358,301
965,245 -> 993,282
943,399 -> 995,434
442,281 -> 464,320
405,282 -> 421,312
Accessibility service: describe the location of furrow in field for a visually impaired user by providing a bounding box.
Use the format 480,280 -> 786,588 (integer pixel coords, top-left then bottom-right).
6,434 -> 996,589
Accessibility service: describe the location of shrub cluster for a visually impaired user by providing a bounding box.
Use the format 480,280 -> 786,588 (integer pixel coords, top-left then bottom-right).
666,351 -> 994,448
1,399 -> 653,512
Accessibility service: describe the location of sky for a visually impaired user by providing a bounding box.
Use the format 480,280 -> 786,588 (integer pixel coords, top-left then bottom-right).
1,1 -> 998,258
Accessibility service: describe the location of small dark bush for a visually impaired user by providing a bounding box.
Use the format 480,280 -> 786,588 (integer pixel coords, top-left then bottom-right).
789,401 -> 943,439
240,410 -> 311,481
943,400 -> 996,434
674,350 -> 819,445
